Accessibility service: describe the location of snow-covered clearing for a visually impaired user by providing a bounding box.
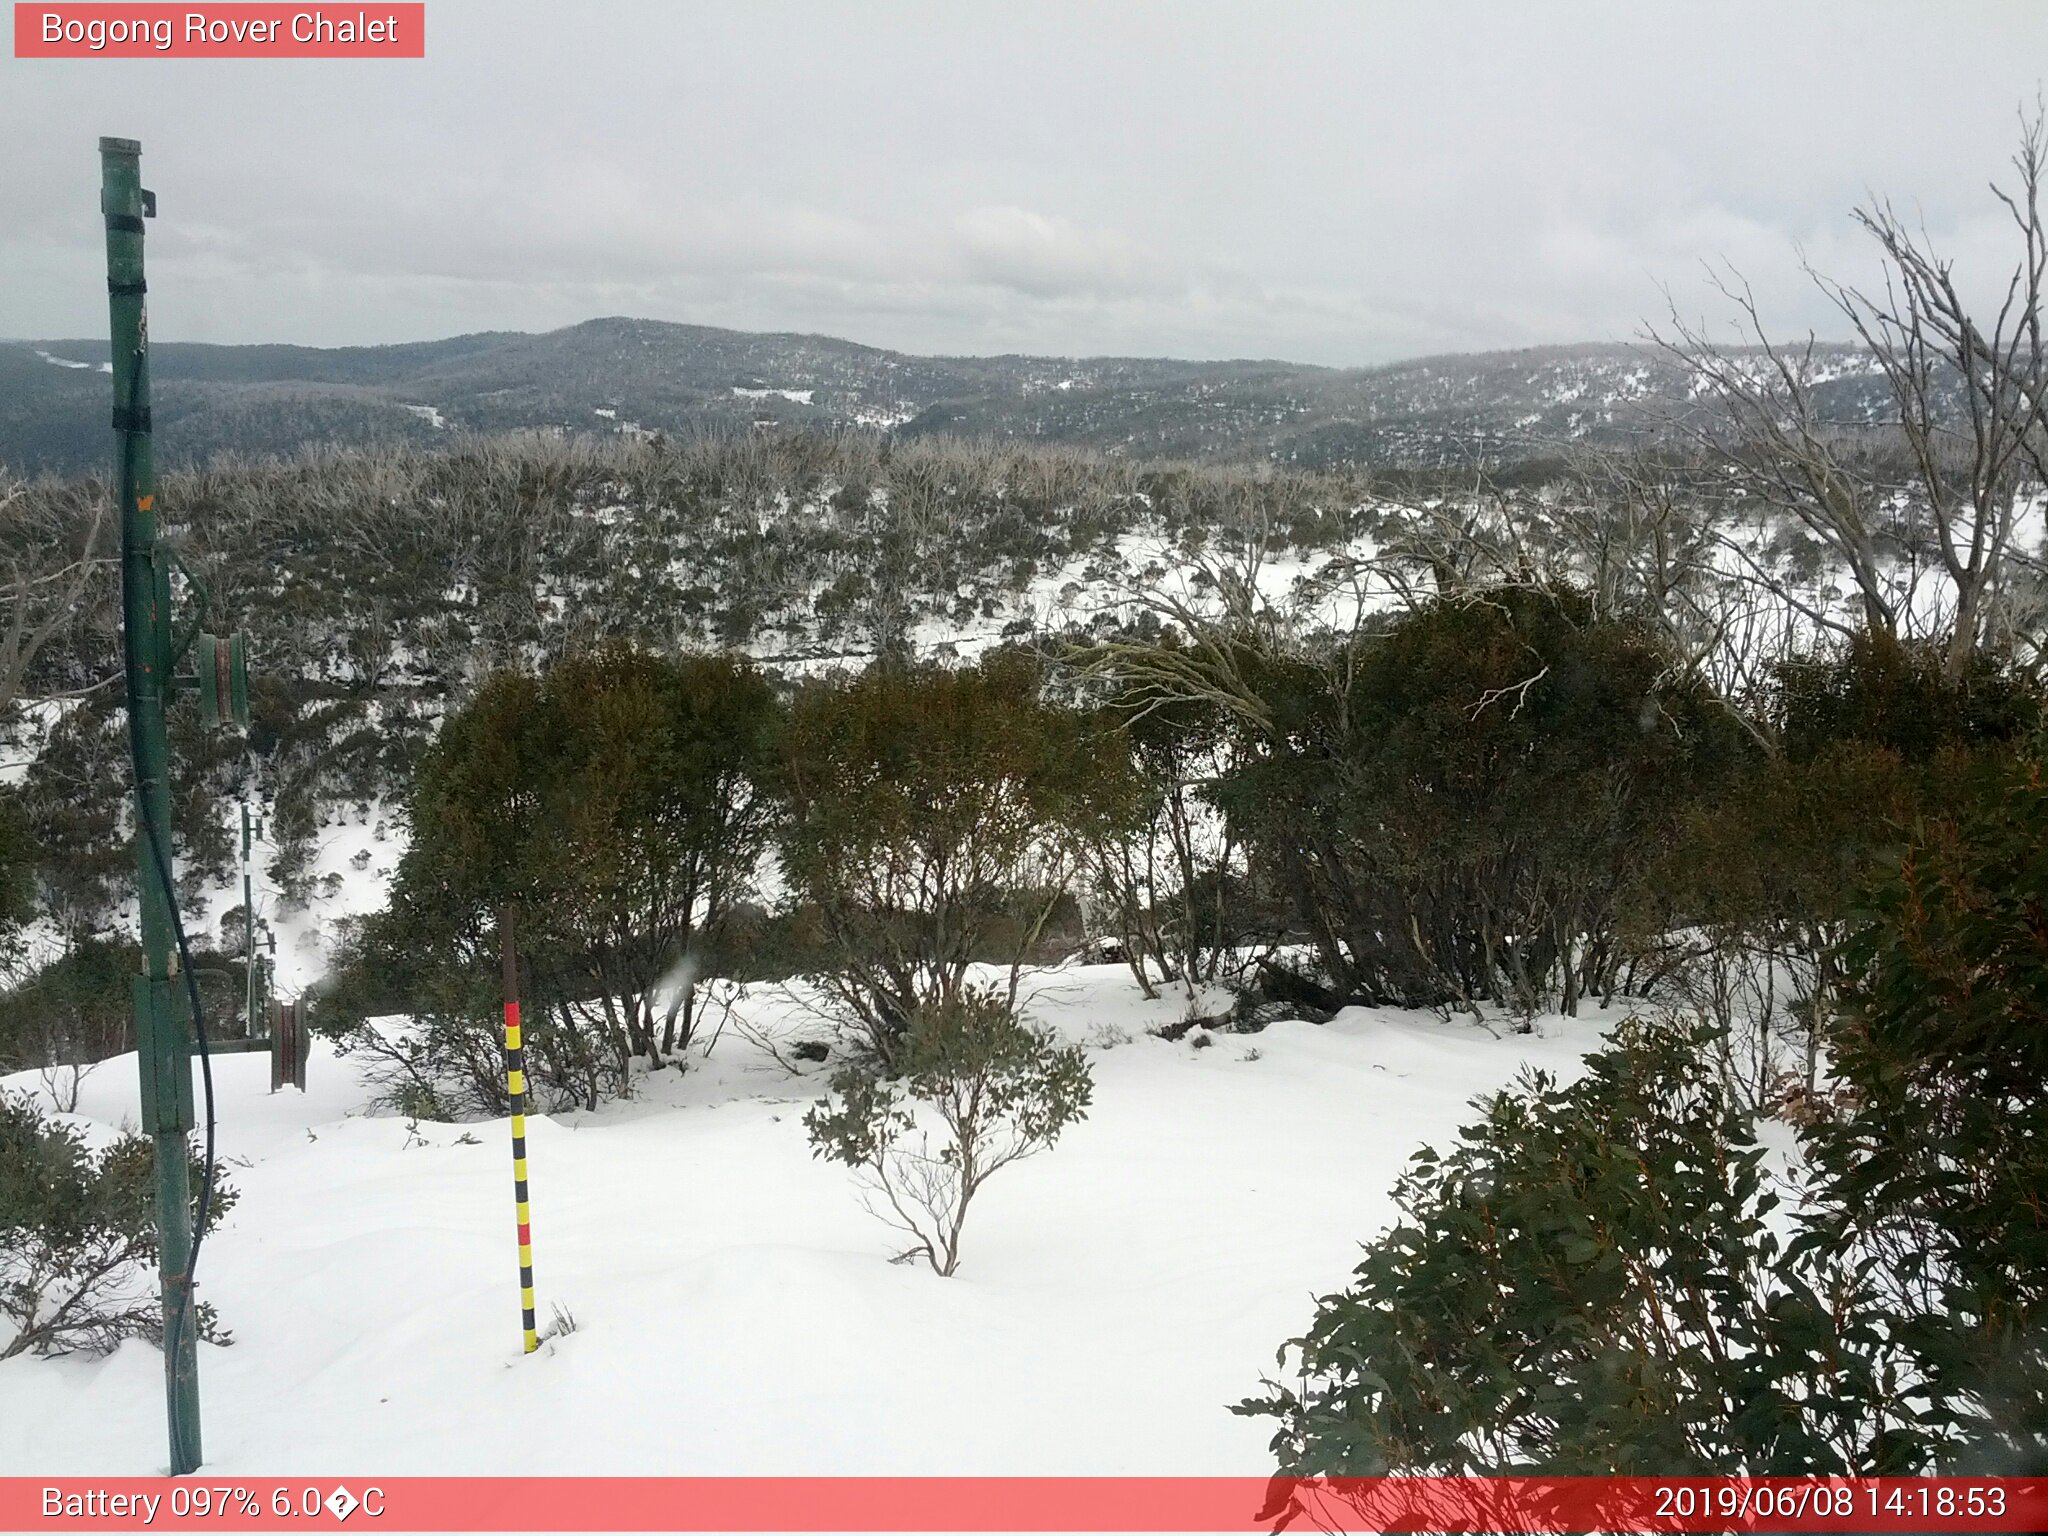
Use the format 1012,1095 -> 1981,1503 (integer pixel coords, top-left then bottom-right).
32,349 -> 109,373
0,966 -> 1618,1476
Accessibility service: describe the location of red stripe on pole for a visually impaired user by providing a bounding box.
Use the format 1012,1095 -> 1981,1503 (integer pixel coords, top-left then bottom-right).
3,1478 -> 2045,1532
518,1222 -> 531,1243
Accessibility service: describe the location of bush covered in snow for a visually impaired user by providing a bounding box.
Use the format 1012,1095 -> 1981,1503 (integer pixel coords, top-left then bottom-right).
0,1092 -> 236,1361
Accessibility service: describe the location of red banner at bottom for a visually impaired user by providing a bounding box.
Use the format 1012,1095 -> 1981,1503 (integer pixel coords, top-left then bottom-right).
3,1476 -> 2043,1532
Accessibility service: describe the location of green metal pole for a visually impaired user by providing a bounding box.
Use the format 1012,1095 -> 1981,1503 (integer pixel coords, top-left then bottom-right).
102,135 -> 202,1476
242,802 -> 254,1036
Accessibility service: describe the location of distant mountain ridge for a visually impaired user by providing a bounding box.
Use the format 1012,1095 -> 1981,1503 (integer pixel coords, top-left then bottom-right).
0,315 -> 1892,477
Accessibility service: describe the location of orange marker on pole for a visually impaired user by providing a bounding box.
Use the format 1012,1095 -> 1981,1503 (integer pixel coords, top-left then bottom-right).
501,905 -> 539,1354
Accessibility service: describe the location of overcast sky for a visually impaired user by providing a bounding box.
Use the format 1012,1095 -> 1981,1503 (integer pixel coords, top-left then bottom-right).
2,1 -> 2042,365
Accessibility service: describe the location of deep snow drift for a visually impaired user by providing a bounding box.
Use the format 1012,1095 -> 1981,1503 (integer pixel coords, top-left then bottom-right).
0,966 -> 1615,1476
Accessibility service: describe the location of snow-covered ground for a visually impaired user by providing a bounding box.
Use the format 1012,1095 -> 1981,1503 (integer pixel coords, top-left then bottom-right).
0,965 -> 1618,1477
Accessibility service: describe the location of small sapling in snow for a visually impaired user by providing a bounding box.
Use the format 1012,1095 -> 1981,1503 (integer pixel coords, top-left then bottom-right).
805,989 -> 1092,1277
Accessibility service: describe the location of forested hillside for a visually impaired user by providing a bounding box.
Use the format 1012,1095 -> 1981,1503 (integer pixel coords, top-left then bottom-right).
0,320 -> 1906,477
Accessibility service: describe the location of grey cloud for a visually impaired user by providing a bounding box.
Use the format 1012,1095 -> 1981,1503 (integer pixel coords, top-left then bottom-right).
2,0 -> 2041,364
949,206 -> 1172,300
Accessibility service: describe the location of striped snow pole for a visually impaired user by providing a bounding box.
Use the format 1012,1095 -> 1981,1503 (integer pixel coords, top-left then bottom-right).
501,905 -> 539,1354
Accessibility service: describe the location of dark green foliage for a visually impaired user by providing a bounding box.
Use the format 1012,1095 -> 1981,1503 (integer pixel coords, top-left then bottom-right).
0,1091 -> 236,1360
1237,1017 -> 1909,1474
1774,631 -> 2042,765
0,788 -> 32,975
327,643 -> 782,1113
1240,748 -> 2048,1475
1213,586 -> 1749,1014
1795,756 -> 2048,1469
12,686 -> 263,934
778,650 -> 1132,1056
0,938 -> 136,1075
805,988 -> 1093,1276
14,699 -> 130,929
1660,633 -> 2043,945
0,937 -> 249,1077
1629,634 -> 2044,1105
1082,653 -> 1262,997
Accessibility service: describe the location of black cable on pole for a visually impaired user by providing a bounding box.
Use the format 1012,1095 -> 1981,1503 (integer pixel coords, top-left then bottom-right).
116,349 -> 218,1407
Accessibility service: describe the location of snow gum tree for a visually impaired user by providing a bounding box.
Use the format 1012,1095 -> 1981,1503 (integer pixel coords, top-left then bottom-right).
332,643 -> 781,1111
776,650 -> 1135,1059
1151,584 -> 1751,1016
1074,647 -> 1253,1001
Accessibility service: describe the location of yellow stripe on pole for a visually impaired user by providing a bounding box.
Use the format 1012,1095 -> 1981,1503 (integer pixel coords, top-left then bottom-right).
502,905 -> 538,1355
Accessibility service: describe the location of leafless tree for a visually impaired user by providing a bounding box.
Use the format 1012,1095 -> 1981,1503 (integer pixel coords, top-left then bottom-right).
0,476 -> 112,723
1654,106 -> 2048,682
1821,109 -> 2048,675
37,1055 -> 98,1116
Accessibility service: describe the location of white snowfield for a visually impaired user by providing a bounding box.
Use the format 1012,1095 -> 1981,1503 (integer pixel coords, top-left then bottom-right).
0,966 -> 1612,1477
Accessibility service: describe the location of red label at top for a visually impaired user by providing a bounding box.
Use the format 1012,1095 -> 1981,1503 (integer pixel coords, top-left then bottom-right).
14,3 -> 425,56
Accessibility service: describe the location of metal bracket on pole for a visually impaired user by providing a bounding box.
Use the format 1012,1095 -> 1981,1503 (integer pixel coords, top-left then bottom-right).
132,974 -> 195,1133
195,632 -> 250,730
